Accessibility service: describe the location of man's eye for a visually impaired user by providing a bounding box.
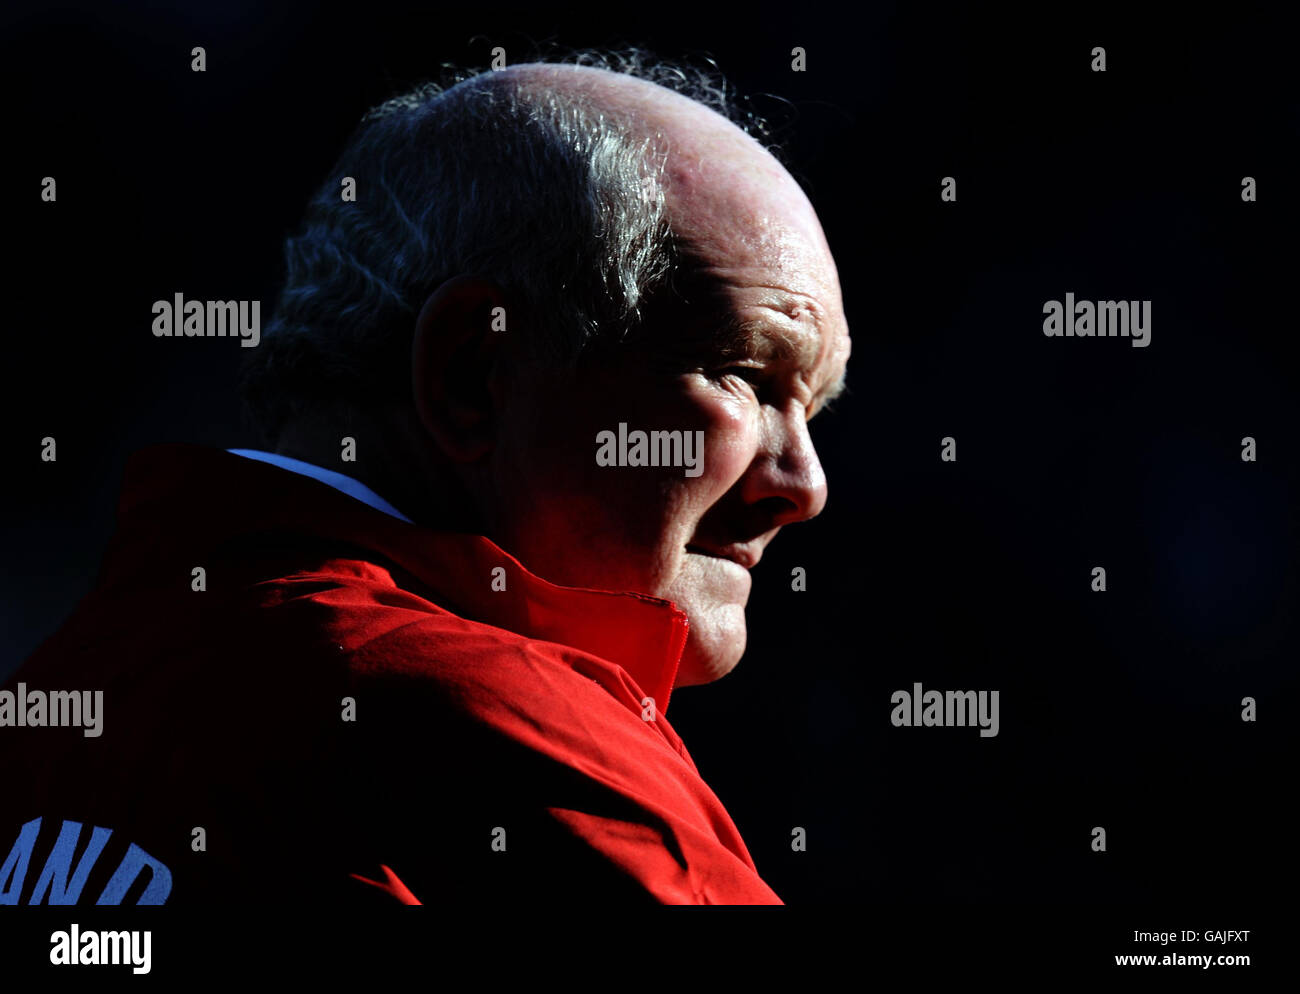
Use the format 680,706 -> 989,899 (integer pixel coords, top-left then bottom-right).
716,365 -> 765,385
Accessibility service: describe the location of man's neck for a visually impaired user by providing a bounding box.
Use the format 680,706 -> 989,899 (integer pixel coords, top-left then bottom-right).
270,407 -> 477,532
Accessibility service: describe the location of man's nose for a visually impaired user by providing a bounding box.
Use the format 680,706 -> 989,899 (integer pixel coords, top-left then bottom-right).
739,401 -> 828,525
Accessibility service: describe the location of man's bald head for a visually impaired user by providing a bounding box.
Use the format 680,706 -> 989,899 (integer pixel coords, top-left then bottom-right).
495,62 -> 838,308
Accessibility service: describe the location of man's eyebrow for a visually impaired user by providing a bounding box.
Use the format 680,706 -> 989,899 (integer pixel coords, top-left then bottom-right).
710,313 -> 849,412
817,370 -> 847,404
712,315 -> 814,364
810,368 -> 848,417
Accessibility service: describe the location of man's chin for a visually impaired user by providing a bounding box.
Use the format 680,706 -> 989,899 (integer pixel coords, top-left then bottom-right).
671,622 -> 746,688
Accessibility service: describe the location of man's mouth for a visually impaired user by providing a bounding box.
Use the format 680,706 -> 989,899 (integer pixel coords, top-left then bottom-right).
686,544 -> 760,569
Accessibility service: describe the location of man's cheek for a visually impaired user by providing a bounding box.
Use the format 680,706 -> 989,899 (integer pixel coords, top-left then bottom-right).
703,421 -> 760,487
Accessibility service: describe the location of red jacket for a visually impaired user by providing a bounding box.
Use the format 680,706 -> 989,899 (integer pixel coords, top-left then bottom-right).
0,445 -> 782,905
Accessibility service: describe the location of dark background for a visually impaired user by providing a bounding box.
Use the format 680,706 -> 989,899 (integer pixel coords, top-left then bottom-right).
2,0 -> 1295,908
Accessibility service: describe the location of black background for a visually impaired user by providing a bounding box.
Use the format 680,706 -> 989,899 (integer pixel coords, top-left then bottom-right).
2,0 -> 1296,912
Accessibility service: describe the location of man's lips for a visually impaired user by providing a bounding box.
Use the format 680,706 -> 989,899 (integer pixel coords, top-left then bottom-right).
686,544 -> 761,569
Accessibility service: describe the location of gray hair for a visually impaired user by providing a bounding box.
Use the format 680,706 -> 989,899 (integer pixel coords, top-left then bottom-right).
239,49 -> 776,442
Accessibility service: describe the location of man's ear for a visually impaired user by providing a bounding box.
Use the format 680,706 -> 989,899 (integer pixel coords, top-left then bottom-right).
411,276 -> 512,463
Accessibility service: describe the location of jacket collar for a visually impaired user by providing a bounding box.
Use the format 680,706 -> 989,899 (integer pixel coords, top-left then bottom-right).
111,445 -> 690,714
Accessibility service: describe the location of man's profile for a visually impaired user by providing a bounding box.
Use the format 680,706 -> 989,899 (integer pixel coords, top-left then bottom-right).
0,51 -> 850,906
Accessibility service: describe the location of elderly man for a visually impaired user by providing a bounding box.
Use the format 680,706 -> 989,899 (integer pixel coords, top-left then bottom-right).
0,56 -> 849,906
